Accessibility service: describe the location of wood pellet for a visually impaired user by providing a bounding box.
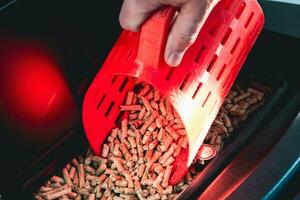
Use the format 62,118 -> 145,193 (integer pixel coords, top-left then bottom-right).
35,80 -> 269,199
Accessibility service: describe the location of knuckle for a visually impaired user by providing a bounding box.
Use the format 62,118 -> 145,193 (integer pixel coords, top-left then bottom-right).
119,0 -> 140,32
119,14 -> 138,32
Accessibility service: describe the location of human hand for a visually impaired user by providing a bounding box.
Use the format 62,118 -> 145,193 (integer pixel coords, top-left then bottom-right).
119,0 -> 220,66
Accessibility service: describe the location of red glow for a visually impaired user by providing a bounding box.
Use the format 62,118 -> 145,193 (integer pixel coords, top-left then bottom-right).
5,49 -> 66,120
0,38 -> 79,146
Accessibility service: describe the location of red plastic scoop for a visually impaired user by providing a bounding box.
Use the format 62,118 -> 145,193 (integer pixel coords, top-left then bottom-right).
82,0 -> 264,184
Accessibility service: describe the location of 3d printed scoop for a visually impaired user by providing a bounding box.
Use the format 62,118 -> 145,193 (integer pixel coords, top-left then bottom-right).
82,0 -> 264,184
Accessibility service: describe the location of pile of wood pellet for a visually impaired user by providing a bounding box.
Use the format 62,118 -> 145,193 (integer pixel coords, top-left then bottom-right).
34,80 -> 269,200
201,82 -> 270,157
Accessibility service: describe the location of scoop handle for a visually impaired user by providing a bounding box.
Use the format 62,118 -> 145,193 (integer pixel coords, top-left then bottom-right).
136,6 -> 176,68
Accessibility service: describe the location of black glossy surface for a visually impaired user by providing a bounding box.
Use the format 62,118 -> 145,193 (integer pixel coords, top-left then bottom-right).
246,29 -> 300,89
199,92 -> 300,200
230,110 -> 300,199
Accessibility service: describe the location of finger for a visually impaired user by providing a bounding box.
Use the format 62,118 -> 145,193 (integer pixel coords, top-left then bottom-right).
119,0 -> 162,32
164,0 -> 219,66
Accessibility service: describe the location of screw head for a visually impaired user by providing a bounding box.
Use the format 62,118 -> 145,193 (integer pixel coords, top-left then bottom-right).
196,144 -> 217,161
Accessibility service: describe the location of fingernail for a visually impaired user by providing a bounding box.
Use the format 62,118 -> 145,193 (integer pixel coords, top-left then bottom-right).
167,51 -> 184,67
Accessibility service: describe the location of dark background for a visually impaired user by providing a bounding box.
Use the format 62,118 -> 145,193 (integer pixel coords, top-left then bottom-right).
0,0 -> 124,196
0,0 -> 300,199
